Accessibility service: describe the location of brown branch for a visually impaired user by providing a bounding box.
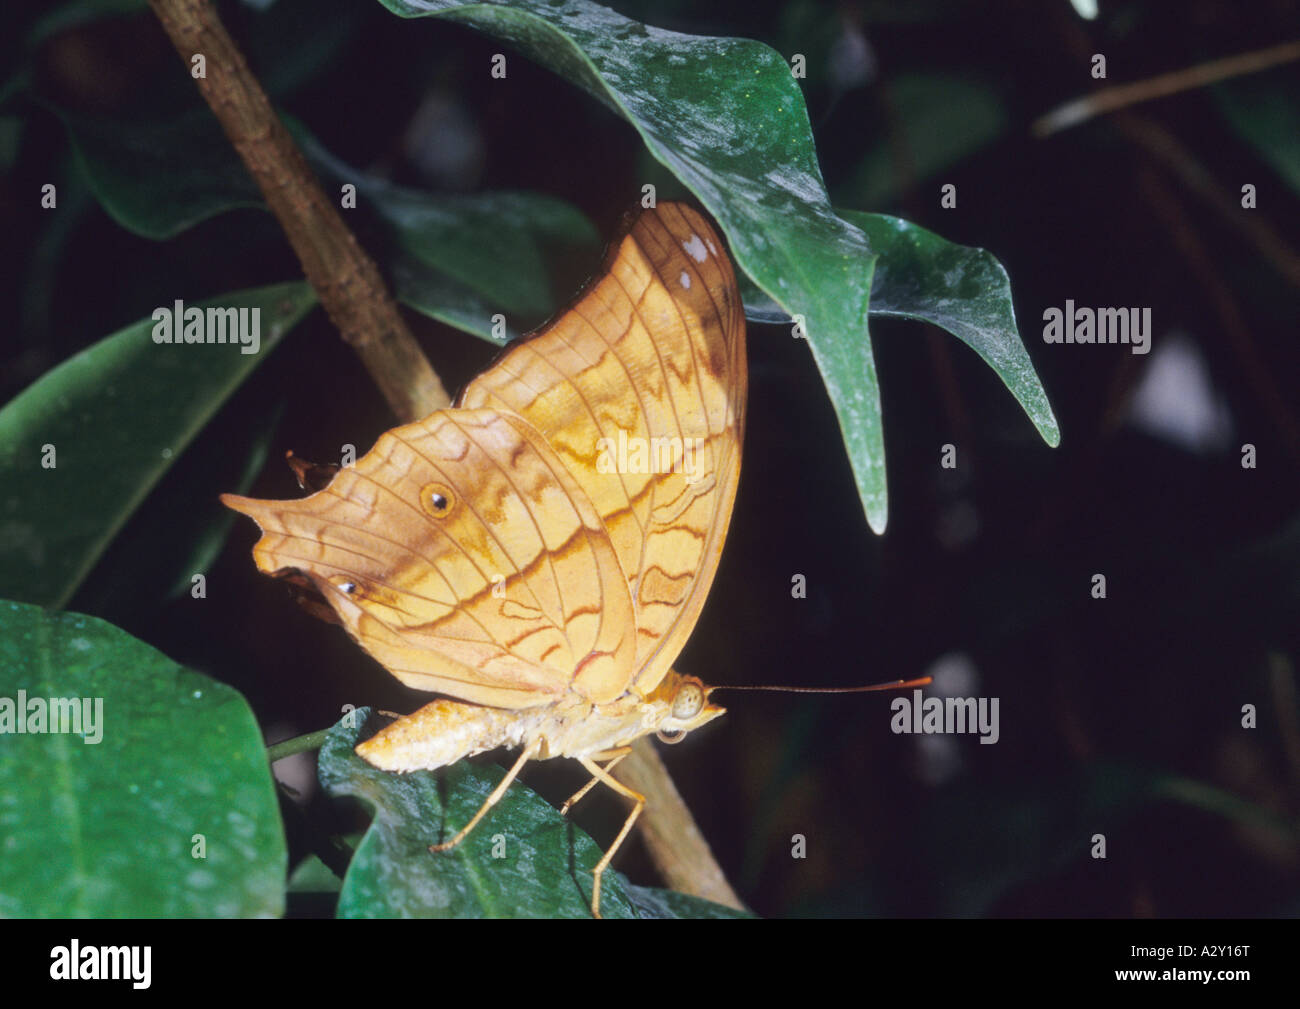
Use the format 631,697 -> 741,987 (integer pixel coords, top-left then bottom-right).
146,0 -> 449,421
1108,111 -> 1300,293
1033,39 -> 1300,137
148,0 -> 736,910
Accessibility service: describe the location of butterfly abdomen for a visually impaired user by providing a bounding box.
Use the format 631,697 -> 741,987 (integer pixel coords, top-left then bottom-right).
357,699 -> 547,772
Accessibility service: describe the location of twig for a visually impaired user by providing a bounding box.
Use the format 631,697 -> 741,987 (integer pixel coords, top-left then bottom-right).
1038,19 -> 1300,294
1033,39 -> 1300,137
617,739 -> 746,911
1111,111 -> 1300,293
148,0 -> 734,909
146,0 -> 449,420
266,728 -> 331,765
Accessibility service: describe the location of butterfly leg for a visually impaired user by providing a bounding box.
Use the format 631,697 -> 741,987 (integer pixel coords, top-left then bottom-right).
429,736 -> 543,854
576,755 -> 645,919
560,747 -> 632,816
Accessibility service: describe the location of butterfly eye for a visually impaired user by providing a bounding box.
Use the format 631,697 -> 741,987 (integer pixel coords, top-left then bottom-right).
657,728 -> 686,745
422,483 -> 455,518
671,678 -> 705,720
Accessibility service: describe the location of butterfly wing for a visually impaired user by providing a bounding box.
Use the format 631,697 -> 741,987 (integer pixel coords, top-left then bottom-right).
222,407 -> 637,708
460,202 -> 747,697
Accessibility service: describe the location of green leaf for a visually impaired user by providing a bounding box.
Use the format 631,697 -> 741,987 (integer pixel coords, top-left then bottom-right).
320,709 -> 630,917
740,213 -> 1059,447
59,106 -> 266,241
71,401 -> 286,620
848,211 -> 1059,447
287,854 -> 344,895
623,882 -> 755,919
1211,72 -> 1300,196
0,600 -> 286,917
303,134 -> 600,337
0,281 -> 316,608
319,709 -> 741,918
159,403 -> 284,600
52,103 -> 600,341
285,853 -> 344,918
386,191 -> 599,338
1095,763 -> 1299,841
376,0 -> 888,529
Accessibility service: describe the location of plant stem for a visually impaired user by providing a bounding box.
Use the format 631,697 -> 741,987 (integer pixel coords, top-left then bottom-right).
146,0 -> 449,421
266,729 -> 331,765
619,738 -> 746,910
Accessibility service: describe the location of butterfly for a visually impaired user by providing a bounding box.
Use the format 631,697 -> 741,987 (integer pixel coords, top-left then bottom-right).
223,201 -> 746,916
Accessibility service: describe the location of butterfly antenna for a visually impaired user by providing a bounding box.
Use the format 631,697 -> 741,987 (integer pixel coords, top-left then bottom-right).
712,676 -> 932,695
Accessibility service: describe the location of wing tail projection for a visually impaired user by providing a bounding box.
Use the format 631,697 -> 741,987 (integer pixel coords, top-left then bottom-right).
222,407 -> 638,708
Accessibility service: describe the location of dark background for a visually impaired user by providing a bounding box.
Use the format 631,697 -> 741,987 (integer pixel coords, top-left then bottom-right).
5,0 -> 1299,917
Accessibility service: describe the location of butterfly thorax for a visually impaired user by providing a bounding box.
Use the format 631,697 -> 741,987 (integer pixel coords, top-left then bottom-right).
356,670 -> 723,773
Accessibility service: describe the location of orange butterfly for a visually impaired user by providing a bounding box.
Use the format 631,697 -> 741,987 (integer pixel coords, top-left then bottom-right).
223,201 -> 746,916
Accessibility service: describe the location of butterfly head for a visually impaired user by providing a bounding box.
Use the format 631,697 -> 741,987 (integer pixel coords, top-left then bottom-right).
645,670 -> 725,745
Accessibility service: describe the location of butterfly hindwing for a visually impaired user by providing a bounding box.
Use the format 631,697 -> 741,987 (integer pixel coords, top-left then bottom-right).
222,407 -> 637,707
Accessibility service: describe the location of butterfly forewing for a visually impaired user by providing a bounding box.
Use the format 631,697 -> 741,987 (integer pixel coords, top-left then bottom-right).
460,203 -> 747,697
